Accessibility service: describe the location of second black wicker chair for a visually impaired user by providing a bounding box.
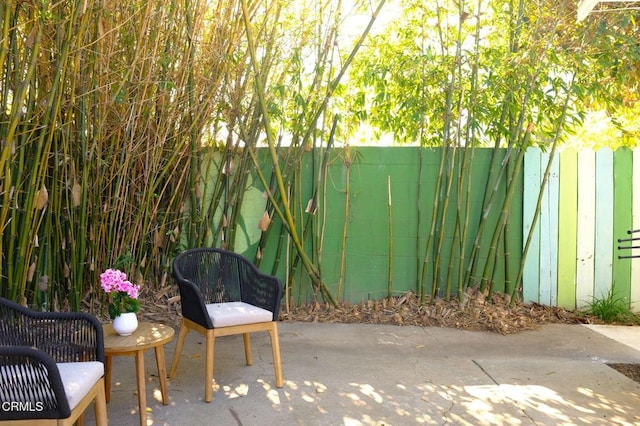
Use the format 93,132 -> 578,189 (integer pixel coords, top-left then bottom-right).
169,248 -> 284,402
0,296 -> 107,425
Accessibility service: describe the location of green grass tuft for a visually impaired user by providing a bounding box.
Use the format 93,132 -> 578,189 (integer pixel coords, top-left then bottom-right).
587,287 -> 640,324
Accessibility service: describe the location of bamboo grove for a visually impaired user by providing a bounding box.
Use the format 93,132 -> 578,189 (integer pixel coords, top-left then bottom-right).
0,0 -> 638,311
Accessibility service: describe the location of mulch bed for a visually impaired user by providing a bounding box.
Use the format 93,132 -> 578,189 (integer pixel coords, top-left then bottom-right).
133,284 -> 607,333
608,363 -> 640,384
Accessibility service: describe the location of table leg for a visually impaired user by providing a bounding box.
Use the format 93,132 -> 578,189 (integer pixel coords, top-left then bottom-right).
154,345 -> 170,405
135,350 -> 147,426
105,355 -> 112,403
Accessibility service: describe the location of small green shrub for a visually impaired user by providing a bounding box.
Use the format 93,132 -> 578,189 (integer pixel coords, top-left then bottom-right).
587,287 -> 640,324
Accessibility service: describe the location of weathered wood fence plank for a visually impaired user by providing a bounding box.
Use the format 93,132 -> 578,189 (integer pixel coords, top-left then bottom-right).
557,149 -> 578,308
524,148 -> 640,310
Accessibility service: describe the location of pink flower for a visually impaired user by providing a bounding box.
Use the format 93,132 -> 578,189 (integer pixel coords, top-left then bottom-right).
126,285 -> 139,299
101,268 -> 141,319
100,268 -> 139,298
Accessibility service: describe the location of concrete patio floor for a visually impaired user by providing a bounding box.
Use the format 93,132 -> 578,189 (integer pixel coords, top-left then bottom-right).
85,322 -> 640,425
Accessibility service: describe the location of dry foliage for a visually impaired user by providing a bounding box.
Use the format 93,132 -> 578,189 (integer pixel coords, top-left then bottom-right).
279,289 -> 590,334
129,284 -> 605,335
608,363 -> 640,384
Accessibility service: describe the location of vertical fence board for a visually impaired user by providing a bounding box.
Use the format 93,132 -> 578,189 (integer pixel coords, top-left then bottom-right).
523,149 -> 541,303
539,151 -> 559,305
631,149 -> 640,310
557,149 -> 578,308
613,149 -> 632,303
576,150 -> 596,309
594,149 -> 614,300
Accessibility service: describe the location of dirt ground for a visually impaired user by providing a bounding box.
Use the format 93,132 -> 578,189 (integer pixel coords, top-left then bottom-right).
133,284 -> 640,384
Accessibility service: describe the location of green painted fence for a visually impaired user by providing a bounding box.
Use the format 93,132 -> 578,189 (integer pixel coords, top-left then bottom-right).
523,147 -> 640,311
218,146 -> 640,311
228,147 -> 521,305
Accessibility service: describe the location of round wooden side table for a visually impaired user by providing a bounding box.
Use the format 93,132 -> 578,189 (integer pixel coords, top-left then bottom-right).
102,322 -> 174,426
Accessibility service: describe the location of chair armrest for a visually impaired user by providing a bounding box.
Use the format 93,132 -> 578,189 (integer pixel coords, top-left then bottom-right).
0,297 -> 104,363
173,276 -> 214,328
0,345 -> 71,420
240,267 -> 283,321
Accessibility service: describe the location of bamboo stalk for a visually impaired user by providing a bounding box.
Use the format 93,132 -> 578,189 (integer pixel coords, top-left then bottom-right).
479,129 -> 530,294
241,0 -> 387,307
387,175 -> 393,300
513,75 -> 575,303
337,146 -> 352,301
454,0 -> 484,298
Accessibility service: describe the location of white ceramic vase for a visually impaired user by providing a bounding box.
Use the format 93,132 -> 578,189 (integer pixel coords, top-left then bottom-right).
112,312 -> 139,336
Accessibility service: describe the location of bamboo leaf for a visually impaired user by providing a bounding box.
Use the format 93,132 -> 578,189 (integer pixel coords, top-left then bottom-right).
34,186 -> 48,210
27,262 -> 36,282
71,182 -> 82,207
258,211 -> 271,231
305,198 -> 317,215
154,230 -> 163,248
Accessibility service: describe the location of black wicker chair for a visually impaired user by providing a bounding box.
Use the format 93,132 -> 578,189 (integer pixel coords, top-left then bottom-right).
169,248 -> 284,402
0,297 -> 107,425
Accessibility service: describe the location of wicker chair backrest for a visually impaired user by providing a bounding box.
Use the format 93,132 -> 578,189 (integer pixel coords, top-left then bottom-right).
0,297 -> 104,363
172,248 -> 283,328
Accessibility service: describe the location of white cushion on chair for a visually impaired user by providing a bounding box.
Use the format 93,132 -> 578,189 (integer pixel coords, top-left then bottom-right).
57,362 -> 104,410
206,301 -> 273,327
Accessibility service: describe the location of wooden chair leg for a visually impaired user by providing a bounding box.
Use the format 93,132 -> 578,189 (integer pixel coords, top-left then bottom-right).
94,378 -> 108,426
205,330 -> 215,403
242,332 -> 252,365
169,322 -> 189,378
105,355 -> 112,403
268,322 -> 284,388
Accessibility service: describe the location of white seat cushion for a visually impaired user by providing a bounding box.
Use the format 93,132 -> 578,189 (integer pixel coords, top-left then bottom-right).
206,301 -> 273,327
57,362 -> 104,410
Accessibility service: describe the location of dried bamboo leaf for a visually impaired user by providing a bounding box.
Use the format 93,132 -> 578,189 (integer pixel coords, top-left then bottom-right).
71,182 -> 82,207
154,229 -> 163,247
305,198 -> 317,214
27,262 -> 36,282
25,28 -> 36,48
258,211 -> 270,231
155,286 -> 171,299
223,158 -> 233,175
37,275 -> 49,292
35,186 -> 48,209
